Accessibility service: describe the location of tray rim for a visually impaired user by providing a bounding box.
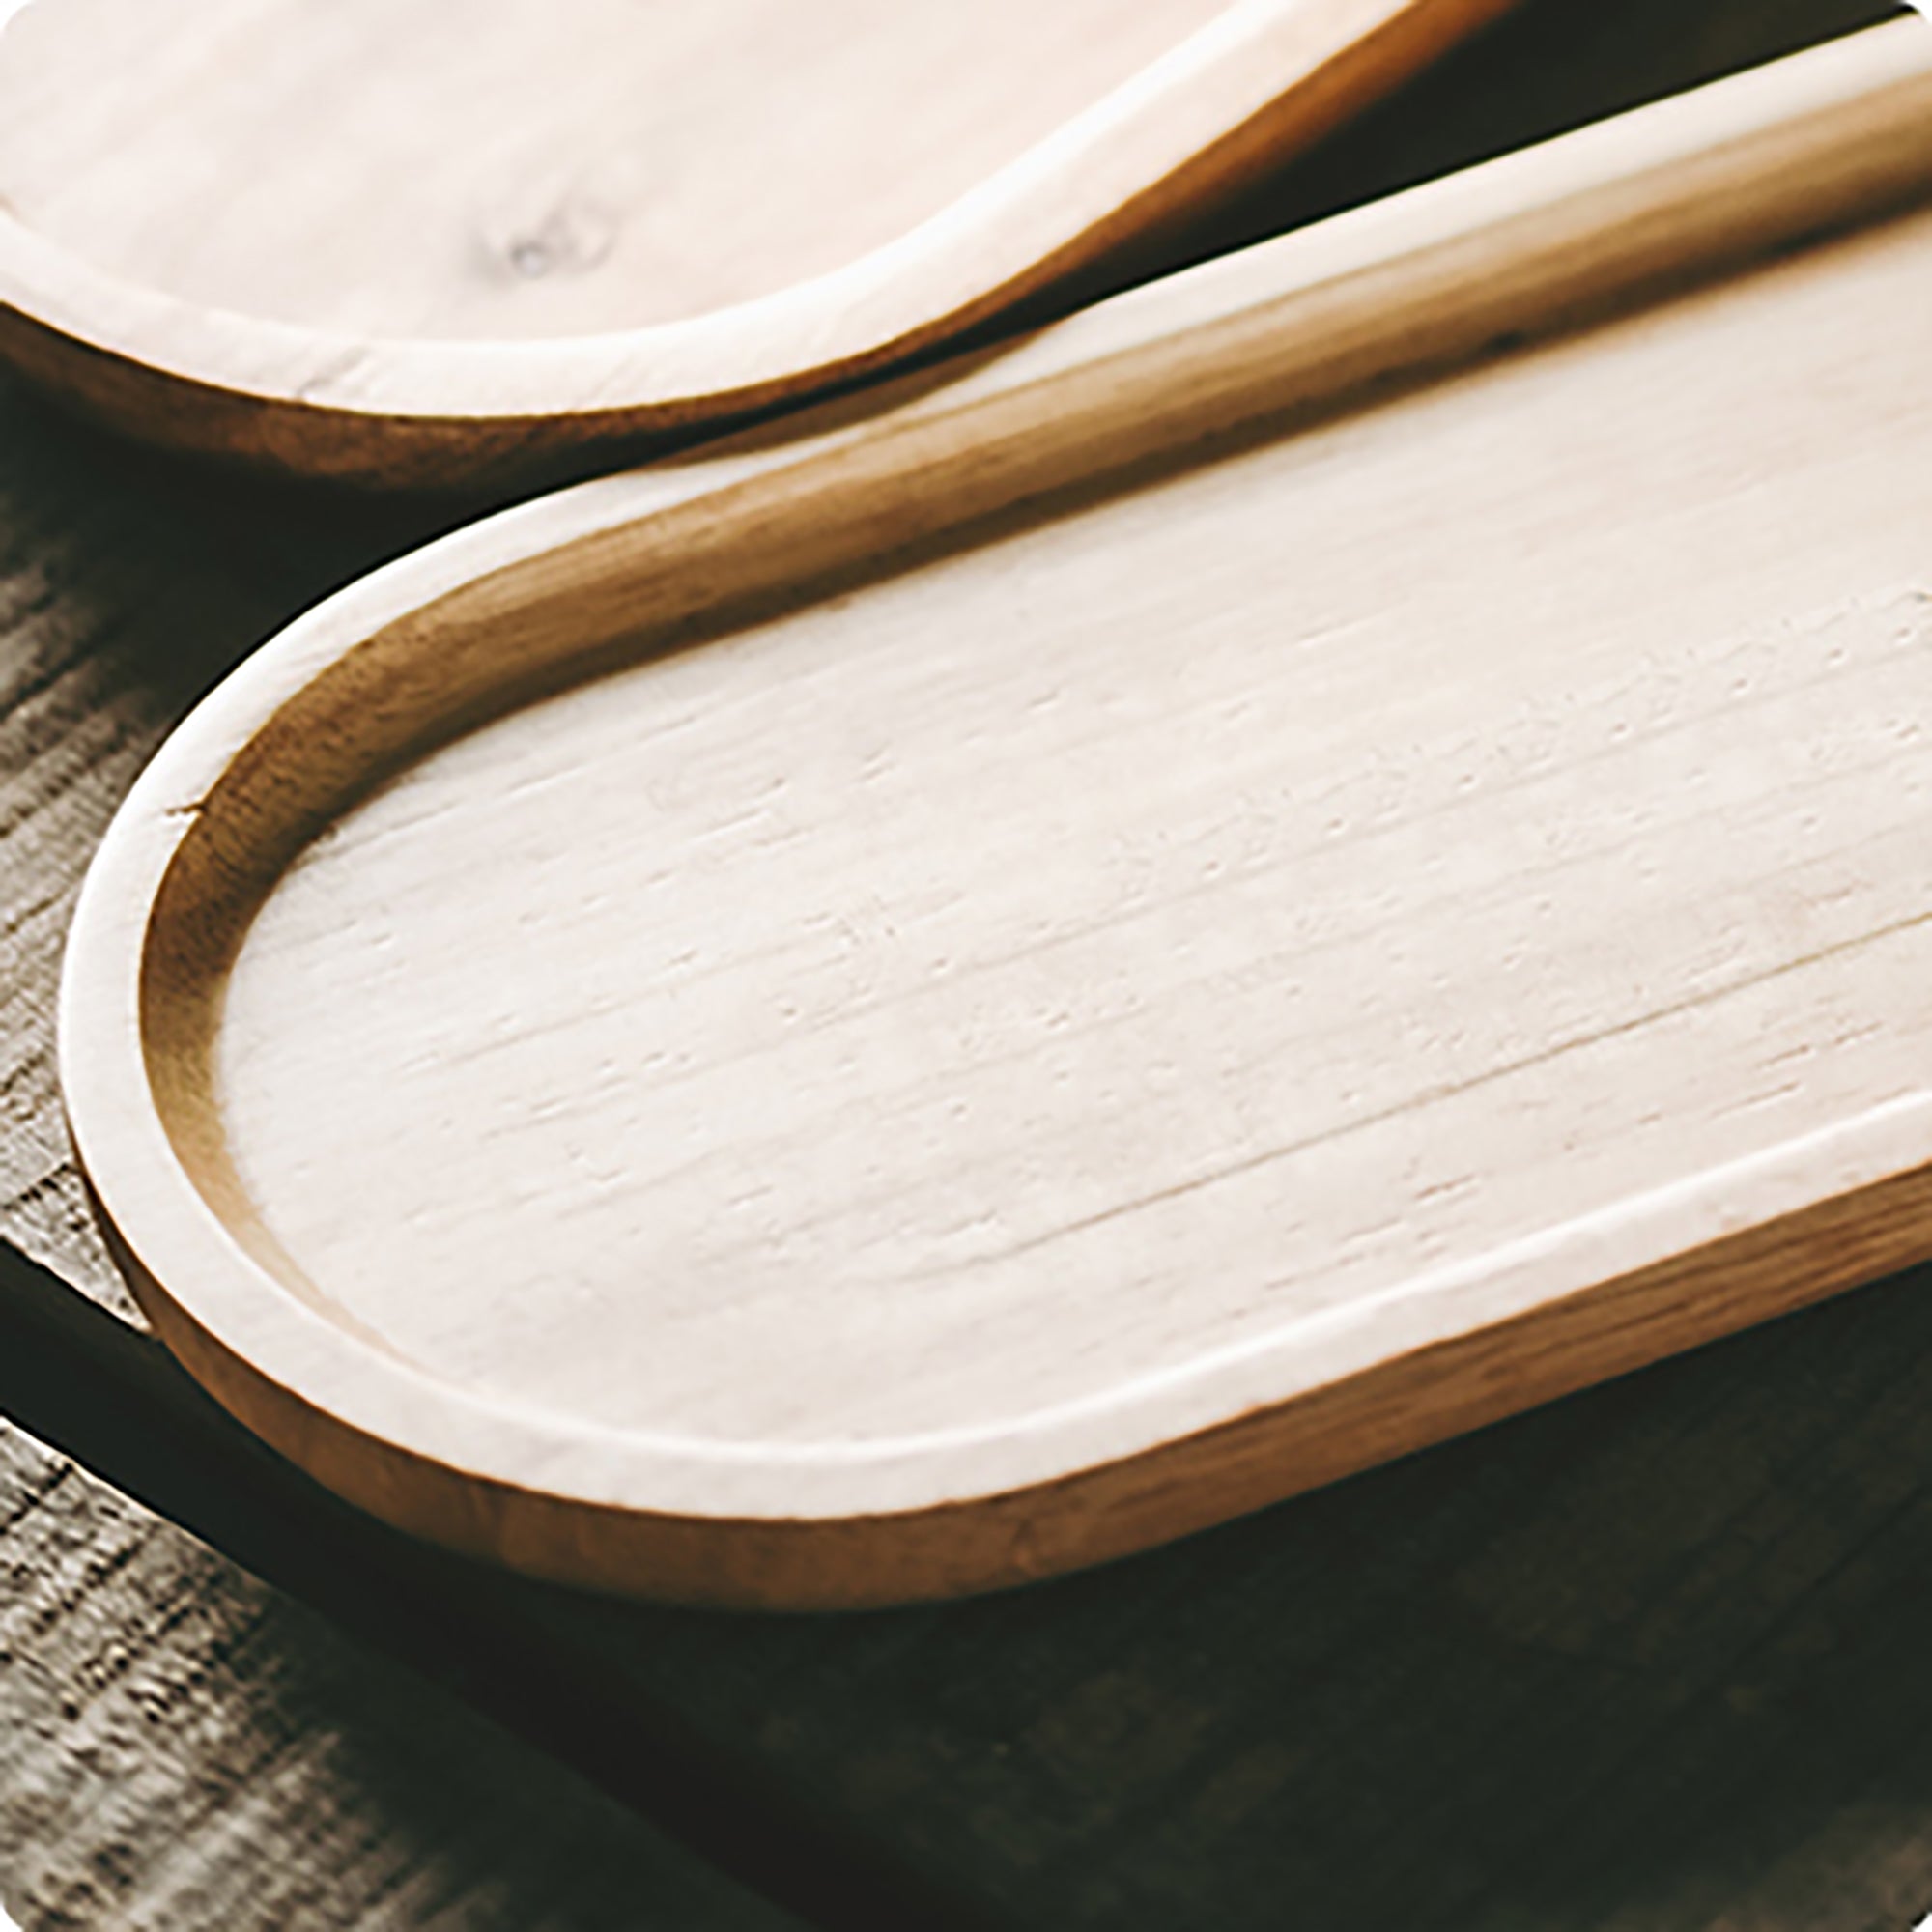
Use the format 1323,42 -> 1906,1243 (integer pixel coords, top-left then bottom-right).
59,18 -> 1932,1606
0,0 -> 1521,486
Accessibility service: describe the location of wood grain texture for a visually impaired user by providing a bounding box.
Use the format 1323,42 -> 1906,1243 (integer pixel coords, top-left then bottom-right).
0,1414 -> 803,1932
0,383 -> 442,1318
0,391 -> 820,1932
3,0 -> 1927,1925
0,0 -> 1521,489
0,0 -> 1226,339
55,22 -> 1932,1607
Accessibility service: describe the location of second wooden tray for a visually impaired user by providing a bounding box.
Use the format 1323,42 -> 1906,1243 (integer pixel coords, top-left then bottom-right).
0,0 -> 1518,488
60,20 -> 1932,1607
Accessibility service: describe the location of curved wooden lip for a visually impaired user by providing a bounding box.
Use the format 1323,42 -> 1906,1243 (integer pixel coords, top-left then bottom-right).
0,0 -> 1519,483
56,21 -> 1932,1603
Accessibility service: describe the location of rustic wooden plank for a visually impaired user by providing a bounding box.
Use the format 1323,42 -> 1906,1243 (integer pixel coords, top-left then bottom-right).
2,1 -> 1922,1927
0,1411 -> 804,1932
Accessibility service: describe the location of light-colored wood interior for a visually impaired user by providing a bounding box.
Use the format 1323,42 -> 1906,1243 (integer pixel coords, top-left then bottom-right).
0,0 -> 1223,339
183,201 -> 1932,1443
0,0 -> 1525,485
57,23 -> 1932,1604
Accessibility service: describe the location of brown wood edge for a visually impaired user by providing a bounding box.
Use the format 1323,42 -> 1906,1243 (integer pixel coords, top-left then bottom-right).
97,1156 -> 1932,1610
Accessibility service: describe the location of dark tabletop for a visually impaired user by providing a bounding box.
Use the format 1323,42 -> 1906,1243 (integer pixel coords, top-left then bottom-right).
0,3 -> 1923,1928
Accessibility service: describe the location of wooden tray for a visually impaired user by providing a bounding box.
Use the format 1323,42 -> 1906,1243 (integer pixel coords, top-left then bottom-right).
59,21 -> 1932,1608
0,0 -> 1518,490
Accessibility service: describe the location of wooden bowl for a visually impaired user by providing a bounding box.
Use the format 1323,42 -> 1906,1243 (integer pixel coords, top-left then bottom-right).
0,0 -> 1524,489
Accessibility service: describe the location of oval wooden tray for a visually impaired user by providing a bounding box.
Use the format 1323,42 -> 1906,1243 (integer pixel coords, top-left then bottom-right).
0,0 -> 1517,490
61,22 -> 1932,1608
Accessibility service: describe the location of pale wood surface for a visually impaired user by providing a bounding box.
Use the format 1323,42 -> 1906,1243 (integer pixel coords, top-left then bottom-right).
55,24 -> 1932,1605
3,0 -> 1927,1923
0,0 -> 1520,487
0,0 -> 1226,338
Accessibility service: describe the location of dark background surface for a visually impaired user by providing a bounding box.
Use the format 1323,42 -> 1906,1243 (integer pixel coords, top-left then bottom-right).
0,2 -> 1925,1926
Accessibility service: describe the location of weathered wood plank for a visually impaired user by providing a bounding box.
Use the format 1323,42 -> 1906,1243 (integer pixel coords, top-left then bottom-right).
0,1243 -> 1016,1932
2,1 -> 1922,1927
0,1417 -> 802,1932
